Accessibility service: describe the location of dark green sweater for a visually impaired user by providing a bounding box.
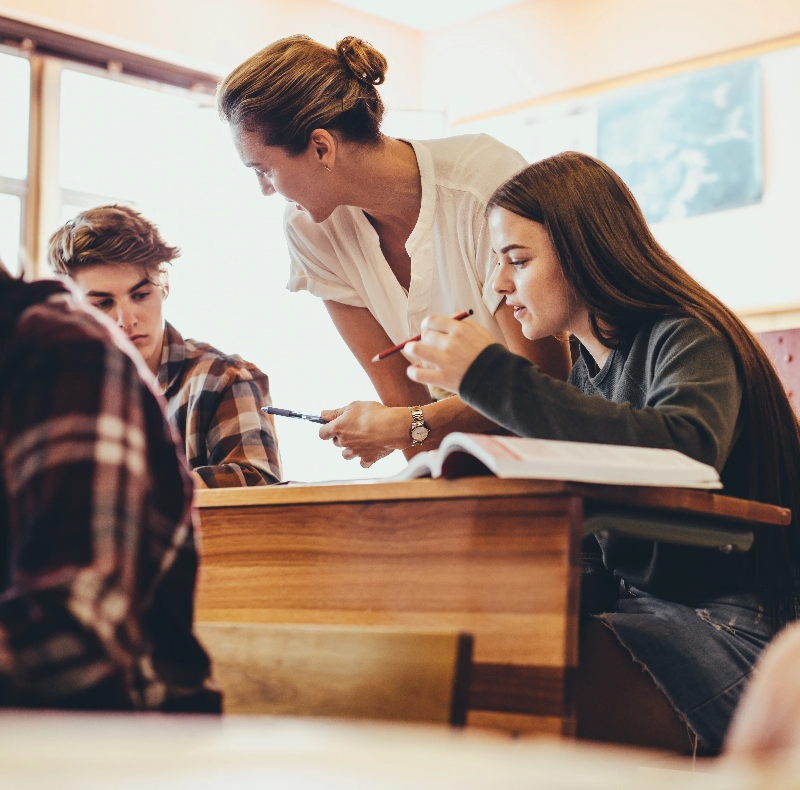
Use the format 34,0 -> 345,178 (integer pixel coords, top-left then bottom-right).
460,315 -> 752,597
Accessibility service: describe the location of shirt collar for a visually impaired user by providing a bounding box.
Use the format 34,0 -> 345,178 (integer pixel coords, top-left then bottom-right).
156,321 -> 187,394
402,138 -> 436,258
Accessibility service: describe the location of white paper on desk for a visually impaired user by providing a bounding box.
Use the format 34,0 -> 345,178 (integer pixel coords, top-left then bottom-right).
275,479 -> 384,487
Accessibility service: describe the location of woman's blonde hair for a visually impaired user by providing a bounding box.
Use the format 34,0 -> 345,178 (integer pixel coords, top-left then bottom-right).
217,35 -> 387,154
48,205 -> 179,285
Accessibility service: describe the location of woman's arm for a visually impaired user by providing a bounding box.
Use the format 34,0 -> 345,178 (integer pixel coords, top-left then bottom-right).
319,301 -> 500,466
323,300 -> 432,408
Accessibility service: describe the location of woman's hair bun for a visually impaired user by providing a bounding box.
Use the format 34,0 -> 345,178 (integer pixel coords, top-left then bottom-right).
336,36 -> 387,86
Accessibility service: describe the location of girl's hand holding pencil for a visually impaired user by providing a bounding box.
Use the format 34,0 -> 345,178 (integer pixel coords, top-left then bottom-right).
405,313 -> 499,395
371,310 -> 473,362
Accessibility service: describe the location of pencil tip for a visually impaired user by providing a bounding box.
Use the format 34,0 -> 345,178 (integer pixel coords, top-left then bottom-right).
371,354 -> 380,363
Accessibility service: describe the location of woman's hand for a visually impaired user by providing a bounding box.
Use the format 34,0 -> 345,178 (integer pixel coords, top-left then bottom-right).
319,401 -> 411,467
405,315 -> 498,394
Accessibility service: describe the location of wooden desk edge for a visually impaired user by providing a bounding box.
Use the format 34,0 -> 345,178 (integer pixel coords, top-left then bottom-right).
196,478 -> 567,508
195,477 -> 790,527
567,483 -> 791,527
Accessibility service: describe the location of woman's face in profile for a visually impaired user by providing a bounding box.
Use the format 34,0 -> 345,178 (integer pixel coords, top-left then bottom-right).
231,126 -> 336,223
489,207 -> 584,341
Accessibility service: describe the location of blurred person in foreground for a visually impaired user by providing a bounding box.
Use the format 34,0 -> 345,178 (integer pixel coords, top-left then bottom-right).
725,620 -> 800,761
49,205 -> 282,488
0,254 -> 220,710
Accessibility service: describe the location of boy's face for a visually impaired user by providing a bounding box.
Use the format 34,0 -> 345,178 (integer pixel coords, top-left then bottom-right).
72,263 -> 168,375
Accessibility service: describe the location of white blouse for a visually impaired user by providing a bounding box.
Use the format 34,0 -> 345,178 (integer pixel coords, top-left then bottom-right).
284,133 -> 527,349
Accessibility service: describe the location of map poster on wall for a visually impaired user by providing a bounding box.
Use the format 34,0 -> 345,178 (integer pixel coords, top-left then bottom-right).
597,59 -> 763,223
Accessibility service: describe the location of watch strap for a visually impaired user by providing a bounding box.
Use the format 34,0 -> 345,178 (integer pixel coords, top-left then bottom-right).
409,405 -> 430,446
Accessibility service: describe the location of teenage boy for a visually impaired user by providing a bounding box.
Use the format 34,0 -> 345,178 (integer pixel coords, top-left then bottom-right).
49,205 -> 281,487
0,255 -> 220,710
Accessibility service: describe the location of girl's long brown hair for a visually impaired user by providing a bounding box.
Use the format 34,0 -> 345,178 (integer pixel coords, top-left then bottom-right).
488,151 -> 800,627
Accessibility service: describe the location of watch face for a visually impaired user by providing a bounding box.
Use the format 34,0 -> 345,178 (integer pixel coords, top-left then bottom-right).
411,425 -> 430,442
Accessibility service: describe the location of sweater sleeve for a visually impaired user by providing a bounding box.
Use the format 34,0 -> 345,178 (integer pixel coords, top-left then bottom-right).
459,321 -> 743,471
193,367 -> 282,488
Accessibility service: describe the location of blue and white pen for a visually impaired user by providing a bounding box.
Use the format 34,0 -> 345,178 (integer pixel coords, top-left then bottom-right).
262,406 -> 328,425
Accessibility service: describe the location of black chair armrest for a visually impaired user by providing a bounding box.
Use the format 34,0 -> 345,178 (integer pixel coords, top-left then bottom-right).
583,507 -> 755,553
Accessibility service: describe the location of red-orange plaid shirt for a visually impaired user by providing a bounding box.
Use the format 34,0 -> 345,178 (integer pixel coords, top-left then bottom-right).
0,277 -> 220,712
156,323 -> 282,488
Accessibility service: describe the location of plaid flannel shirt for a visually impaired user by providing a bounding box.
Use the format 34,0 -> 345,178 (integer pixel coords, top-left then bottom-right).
0,278 -> 220,712
156,323 -> 282,488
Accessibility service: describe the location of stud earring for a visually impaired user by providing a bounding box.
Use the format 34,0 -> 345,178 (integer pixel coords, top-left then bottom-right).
324,165 -> 331,172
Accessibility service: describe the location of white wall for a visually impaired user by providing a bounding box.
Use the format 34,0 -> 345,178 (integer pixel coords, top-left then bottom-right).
423,0 -> 800,122
0,0 -> 423,110
427,0 -> 800,312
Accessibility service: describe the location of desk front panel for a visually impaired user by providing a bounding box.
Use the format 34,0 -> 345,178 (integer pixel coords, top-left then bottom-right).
196,492 -> 583,734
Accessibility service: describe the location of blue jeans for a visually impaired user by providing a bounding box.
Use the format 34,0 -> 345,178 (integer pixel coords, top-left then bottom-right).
595,587 -> 773,752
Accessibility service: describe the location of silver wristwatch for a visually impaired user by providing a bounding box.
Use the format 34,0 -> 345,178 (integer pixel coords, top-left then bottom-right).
409,405 -> 431,446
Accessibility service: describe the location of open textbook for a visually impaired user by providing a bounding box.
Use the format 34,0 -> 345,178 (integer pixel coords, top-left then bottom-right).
390,433 -> 722,489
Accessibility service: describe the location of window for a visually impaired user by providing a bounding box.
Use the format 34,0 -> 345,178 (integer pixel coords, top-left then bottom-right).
0,49 -> 30,274
57,66 -> 408,481
4,20 -> 444,482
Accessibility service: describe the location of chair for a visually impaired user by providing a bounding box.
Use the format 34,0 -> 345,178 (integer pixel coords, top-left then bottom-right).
195,622 -> 473,725
584,506 -> 756,552
756,327 -> 800,415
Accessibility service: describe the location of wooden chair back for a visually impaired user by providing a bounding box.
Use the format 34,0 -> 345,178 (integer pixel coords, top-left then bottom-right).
195,622 -> 473,725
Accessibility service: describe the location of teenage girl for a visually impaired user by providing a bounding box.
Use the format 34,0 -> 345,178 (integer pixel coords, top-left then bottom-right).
405,151 -> 800,753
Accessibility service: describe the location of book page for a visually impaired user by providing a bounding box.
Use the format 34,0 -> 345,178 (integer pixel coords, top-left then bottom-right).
383,450 -> 441,482
439,434 -> 721,488
492,437 -> 705,469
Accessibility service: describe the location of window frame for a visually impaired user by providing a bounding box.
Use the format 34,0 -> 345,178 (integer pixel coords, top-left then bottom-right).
0,41 -> 30,273
0,14 -> 220,278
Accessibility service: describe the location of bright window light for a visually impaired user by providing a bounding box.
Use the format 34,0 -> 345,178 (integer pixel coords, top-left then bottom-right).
383,110 -> 445,140
0,194 -> 22,275
0,51 -> 30,181
58,68 -> 407,481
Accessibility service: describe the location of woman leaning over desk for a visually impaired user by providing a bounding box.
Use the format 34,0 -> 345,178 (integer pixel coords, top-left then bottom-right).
217,35 -> 571,466
405,152 -> 800,754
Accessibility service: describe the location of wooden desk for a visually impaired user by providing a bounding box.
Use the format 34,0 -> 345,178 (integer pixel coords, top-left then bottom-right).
195,478 -> 789,736
0,711 -> 753,789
